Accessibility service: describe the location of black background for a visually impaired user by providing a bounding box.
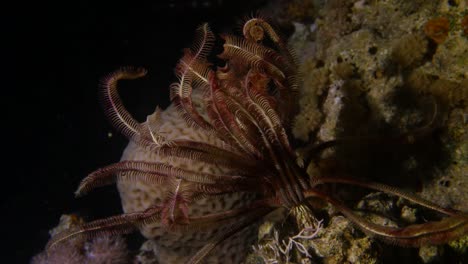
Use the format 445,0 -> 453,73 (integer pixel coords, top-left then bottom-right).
5,1 -> 267,262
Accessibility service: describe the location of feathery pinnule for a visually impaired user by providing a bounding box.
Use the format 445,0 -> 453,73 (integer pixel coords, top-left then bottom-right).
46,17 -> 468,264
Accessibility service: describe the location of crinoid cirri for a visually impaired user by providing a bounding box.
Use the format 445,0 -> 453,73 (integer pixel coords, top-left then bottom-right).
46,18 -> 468,263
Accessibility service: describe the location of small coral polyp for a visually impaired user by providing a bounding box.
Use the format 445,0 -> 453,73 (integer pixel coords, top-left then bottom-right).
46,18 -> 468,263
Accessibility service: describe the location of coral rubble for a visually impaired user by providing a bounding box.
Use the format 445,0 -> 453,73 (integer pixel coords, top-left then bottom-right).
249,0 -> 468,263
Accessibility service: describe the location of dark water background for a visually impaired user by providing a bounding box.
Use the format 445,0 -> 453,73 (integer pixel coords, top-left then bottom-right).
5,1 -> 266,262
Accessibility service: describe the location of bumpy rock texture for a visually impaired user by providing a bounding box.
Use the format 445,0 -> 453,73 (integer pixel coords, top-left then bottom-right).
39,1 -> 466,263
246,0 -> 467,263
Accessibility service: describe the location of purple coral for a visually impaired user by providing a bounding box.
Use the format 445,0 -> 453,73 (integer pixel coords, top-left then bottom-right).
32,235 -> 128,264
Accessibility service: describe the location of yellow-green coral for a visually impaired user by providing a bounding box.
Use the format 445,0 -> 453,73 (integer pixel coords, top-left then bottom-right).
448,235 -> 468,254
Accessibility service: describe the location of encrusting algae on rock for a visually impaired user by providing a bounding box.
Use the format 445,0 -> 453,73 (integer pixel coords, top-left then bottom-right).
248,0 -> 468,263
34,1 -> 468,263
